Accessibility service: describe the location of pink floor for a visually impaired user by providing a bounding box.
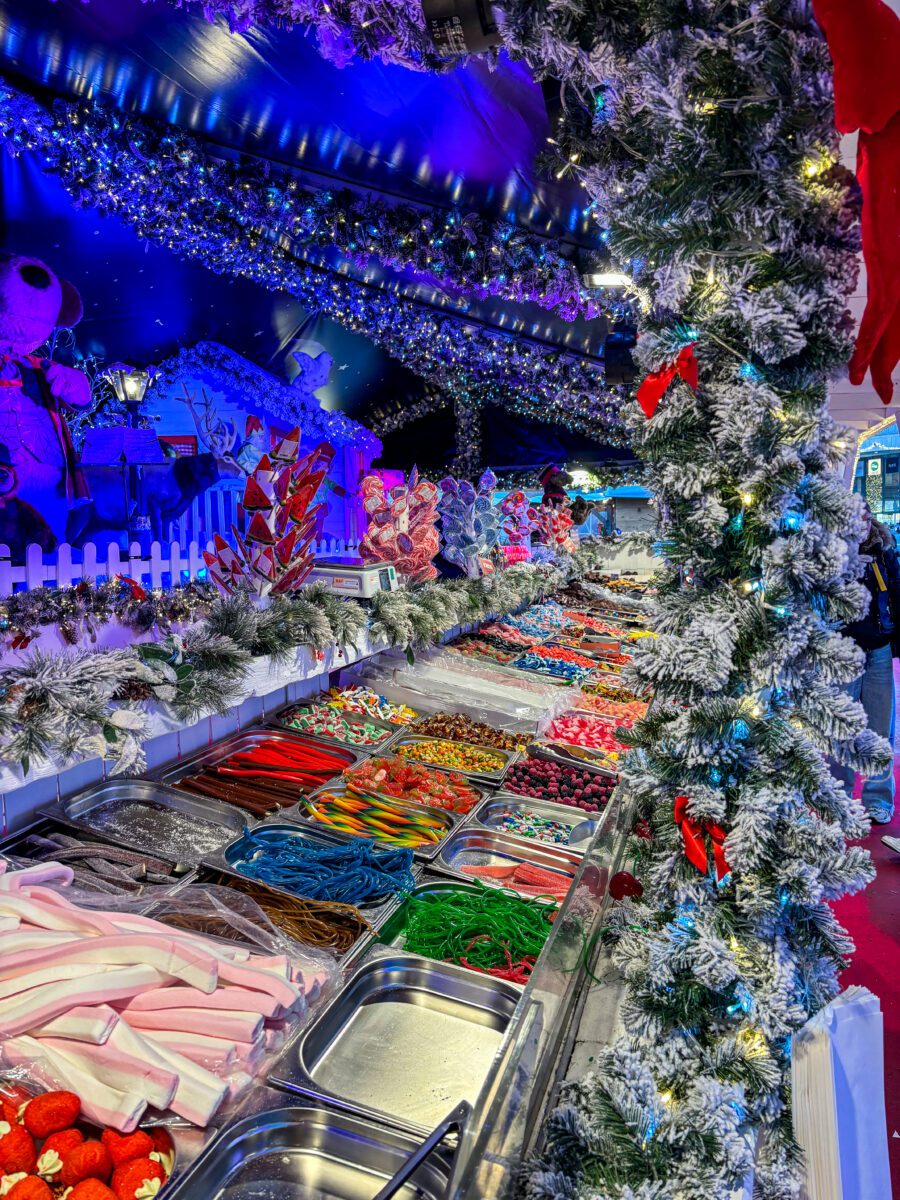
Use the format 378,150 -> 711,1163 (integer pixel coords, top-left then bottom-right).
832,685 -> 900,1195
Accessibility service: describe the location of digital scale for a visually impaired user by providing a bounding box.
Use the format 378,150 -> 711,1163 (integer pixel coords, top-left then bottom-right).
306,556 -> 400,599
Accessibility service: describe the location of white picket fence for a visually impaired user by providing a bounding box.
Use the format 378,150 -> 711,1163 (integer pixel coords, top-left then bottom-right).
0,537 -> 362,595
165,480 -> 245,547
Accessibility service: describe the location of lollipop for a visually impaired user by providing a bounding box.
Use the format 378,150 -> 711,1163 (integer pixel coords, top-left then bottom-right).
438,468 -> 501,578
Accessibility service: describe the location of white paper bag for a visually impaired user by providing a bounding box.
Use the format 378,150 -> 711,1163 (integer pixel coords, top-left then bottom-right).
792,986 -> 891,1200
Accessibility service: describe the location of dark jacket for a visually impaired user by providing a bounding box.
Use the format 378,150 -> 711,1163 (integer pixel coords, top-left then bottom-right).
844,543 -> 900,652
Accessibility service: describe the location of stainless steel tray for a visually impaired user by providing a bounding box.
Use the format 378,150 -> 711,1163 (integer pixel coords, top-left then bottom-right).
40,780 -> 249,869
361,877 -> 544,965
268,953 -> 519,1136
0,817 -> 196,893
527,742 -> 618,779
430,827 -> 580,899
470,795 -> 600,854
151,729 -> 363,812
204,821 -> 418,928
279,782 -> 466,863
386,731 -> 517,783
164,1104 -> 453,1199
266,701 -> 401,756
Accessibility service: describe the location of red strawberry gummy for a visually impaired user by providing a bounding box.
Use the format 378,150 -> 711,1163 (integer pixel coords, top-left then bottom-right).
6,1177 -> 53,1200
100,1132 -> 154,1170
111,1157 -> 167,1200
68,1182 -> 118,1200
0,1125 -> 37,1175
60,1142 -> 113,1188
36,1128 -> 84,1179
22,1092 -> 80,1139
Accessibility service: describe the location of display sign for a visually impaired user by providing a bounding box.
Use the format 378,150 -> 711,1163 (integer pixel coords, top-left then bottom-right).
868,458 -> 882,476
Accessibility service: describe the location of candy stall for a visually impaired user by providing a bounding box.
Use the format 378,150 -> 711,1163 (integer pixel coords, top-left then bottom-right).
0,572 -> 652,1200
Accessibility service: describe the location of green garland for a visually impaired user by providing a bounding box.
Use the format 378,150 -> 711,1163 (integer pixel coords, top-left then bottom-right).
0,555 -> 588,780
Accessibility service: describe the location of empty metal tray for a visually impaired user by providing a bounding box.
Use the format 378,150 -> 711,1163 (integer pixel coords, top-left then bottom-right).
267,701 -> 401,755
279,784 -> 463,862
431,827 -> 580,900
387,732 -> 517,783
268,954 -> 519,1136
205,821 -> 417,927
164,1104 -> 452,1199
40,780 -> 249,868
471,796 -> 599,854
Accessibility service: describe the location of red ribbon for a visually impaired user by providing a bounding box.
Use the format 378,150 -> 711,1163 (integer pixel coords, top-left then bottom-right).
636,343 -> 699,418
673,794 -> 730,881
117,574 -> 148,602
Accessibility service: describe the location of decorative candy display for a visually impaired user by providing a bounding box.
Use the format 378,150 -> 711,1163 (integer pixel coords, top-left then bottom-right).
534,502 -> 576,550
278,705 -> 393,748
458,861 -> 573,902
495,807 -> 574,846
305,788 -> 451,848
0,1082 -> 175,1200
437,470 -> 501,577
322,686 -> 418,725
224,829 -> 415,908
0,861 -> 327,1131
543,713 -> 630,760
344,756 -> 482,814
499,490 -> 540,548
513,652 -> 593,682
412,713 -> 523,753
399,885 -> 555,984
203,434 -> 335,597
175,737 -> 353,815
504,757 -> 612,812
359,469 -> 440,584
395,739 -> 506,775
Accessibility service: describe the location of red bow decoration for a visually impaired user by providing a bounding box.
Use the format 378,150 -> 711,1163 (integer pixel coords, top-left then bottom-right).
117,574 -> 148,602
673,794 -> 730,882
636,342 -> 699,418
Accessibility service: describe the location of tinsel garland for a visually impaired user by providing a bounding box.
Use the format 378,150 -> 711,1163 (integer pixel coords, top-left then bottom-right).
517,5 -> 891,1200
0,556 -> 580,780
0,83 -> 627,446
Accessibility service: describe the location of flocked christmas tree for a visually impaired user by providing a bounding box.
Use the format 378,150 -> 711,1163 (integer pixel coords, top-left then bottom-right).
519,3 -> 894,1198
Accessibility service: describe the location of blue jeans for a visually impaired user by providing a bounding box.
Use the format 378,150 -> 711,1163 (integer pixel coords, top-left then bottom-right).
834,643 -> 896,813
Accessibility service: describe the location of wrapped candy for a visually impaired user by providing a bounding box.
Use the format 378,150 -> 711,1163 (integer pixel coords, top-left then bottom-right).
437,468 -> 501,578
534,501 -> 577,551
499,490 -> 539,554
358,468 -> 440,583
203,429 -> 335,597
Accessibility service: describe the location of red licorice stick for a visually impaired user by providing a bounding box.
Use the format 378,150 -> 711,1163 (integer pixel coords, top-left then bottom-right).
237,741 -> 348,768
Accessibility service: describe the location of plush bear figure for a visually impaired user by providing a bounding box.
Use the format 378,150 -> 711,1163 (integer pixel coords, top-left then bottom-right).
537,463 -> 573,510
0,251 -> 92,546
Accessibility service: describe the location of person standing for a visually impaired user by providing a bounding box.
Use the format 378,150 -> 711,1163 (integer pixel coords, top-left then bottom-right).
837,505 -> 900,824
